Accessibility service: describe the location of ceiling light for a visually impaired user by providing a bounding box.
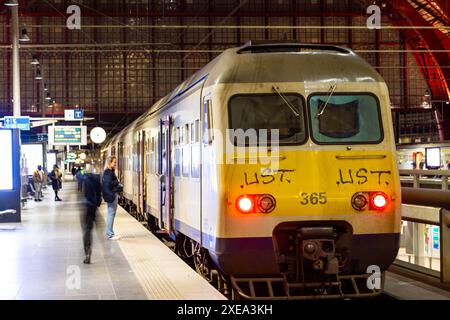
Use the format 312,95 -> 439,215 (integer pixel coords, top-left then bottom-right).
30,54 -> 39,65
19,28 -> 30,42
4,0 -> 18,7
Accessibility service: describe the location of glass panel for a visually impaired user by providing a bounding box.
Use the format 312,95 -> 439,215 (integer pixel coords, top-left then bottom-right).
397,220 -> 441,272
228,93 -> 306,146
309,94 -> 383,144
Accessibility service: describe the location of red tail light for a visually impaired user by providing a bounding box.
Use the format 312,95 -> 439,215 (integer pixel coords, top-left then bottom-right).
236,194 -> 276,214
237,195 -> 254,213
370,192 -> 388,210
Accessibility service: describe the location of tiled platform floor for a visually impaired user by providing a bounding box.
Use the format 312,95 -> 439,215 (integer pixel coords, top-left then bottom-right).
0,181 -> 224,300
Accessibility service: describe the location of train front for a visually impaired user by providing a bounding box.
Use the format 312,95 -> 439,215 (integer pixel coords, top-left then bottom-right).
211,63 -> 401,299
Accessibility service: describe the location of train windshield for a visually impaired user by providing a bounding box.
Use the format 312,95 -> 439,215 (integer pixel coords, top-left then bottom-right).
308,93 -> 383,144
228,93 -> 306,146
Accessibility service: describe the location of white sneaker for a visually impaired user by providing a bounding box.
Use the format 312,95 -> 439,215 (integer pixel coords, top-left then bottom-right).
108,235 -> 121,240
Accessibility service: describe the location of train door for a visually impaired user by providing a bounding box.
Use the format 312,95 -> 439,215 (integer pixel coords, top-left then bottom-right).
138,130 -> 147,216
158,115 -> 174,233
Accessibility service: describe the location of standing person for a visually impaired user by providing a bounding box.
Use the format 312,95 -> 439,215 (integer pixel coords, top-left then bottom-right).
49,164 -> 63,201
32,165 -> 44,202
81,164 -> 102,264
102,156 -> 123,240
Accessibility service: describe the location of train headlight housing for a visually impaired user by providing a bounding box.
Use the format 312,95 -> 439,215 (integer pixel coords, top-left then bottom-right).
236,194 -> 276,214
257,194 -> 276,213
351,192 -> 368,211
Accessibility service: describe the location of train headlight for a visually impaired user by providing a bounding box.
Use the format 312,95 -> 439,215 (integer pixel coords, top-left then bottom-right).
237,195 -> 254,213
236,194 -> 276,214
370,192 -> 388,210
351,192 -> 368,211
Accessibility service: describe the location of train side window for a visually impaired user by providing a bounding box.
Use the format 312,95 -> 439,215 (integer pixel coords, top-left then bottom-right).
184,124 -> 189,145
194,120 -> 200,143
203,99 -> 213,145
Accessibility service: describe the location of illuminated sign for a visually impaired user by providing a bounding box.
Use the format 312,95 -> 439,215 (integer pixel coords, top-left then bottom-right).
48,126 -> 87,146
64,109 -> 84,121
425,147 -> 441,168
0,130 -> 13,190
4,116 -> 30,131
21,144 -> 44,175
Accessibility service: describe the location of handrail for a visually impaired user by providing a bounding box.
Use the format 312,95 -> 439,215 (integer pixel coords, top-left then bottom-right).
399,169 -> 449,190
402,187 -> 450,210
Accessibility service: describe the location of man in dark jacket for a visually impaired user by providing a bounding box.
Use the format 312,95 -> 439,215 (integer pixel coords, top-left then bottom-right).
102,156 -> 123,240
82,165 -> 102,264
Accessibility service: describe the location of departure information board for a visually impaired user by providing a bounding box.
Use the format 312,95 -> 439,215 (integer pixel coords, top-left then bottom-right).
48,126 -> 87,146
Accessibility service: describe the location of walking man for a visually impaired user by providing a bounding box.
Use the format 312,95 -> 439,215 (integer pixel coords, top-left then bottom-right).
32,165 -> 44,202
102,156 -> 123,240
82,164 -> 102,264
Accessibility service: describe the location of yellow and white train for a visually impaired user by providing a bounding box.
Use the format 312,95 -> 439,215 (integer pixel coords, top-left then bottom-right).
102,42 -> 401,299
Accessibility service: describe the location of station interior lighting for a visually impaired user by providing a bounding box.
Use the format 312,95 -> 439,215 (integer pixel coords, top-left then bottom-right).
4,0 -> 18,7
35,67 -> 43,80
19,28 -> 30,42
30,55 -> 40,65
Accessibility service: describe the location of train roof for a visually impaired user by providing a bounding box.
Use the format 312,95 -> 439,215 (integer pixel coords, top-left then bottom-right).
103,42 -> 385,148
153,42 -> 384,110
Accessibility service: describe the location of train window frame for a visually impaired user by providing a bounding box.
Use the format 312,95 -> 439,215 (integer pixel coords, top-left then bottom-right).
203,99 -> 214,145
227,92 -> 308,146
307,92 -> 384,145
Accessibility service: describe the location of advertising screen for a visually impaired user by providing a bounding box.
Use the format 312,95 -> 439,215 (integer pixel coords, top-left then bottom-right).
425,147 -> 441,168
21,144 -> 44,176
0,130 -> 13,190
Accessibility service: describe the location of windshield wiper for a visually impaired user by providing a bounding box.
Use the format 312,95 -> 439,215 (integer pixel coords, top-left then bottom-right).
272,85 -> 300,118
316,83 -> 337,118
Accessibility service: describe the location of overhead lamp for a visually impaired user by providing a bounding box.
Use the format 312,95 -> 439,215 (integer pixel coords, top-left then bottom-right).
424,89 -> 431,97
45,92 -> 52,100
19,28 -> 30,42
43,83 -> 48,91
4,0 -> 18,7
30,54 -> 39,65
35,67 -> 43,80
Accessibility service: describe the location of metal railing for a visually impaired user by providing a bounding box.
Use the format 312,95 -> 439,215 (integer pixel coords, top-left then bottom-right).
397,170 -> 450,283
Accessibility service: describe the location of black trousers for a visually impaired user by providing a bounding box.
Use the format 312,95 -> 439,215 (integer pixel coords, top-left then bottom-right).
82,205 -> 97,253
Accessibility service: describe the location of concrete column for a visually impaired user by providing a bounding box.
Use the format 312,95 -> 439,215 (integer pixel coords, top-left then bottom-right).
11,5 -> 21,117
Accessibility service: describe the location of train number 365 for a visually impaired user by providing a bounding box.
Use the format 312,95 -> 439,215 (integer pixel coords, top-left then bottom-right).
300,192 -> 327,205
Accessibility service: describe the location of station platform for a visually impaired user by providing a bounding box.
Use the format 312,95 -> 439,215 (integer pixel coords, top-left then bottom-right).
0,182 -> 225,300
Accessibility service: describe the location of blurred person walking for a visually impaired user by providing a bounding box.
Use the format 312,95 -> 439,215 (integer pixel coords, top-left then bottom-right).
81,164 -> 102,264
102,156 -> 123,240
49,164 -> 63,201
76,167 -> 85,192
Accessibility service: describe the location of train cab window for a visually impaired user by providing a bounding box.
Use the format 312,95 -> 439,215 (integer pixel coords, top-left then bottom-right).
228,93 -> 306,146
308,93 -> 383,144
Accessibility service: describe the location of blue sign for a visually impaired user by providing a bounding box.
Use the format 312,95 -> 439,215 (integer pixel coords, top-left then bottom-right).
74,109 -> 84,120
3,116 -> 30,131
37,133 -> 48,142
